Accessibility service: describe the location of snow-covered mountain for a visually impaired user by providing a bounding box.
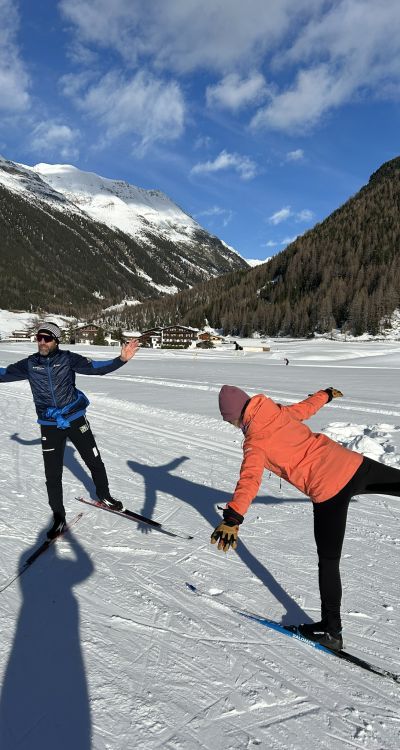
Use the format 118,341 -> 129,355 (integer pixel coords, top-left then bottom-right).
246,257 -> 270,268
0,156 -> 248,316
30,162 -> 217,248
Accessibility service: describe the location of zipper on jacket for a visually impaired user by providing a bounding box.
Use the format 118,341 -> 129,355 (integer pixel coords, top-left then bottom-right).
46,358 -> 58,407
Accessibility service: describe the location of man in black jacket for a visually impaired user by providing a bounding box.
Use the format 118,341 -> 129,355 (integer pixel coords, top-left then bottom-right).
0,322 -> 139,537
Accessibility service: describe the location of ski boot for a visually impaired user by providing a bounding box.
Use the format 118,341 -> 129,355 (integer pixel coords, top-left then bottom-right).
47,513 -> 67,539
297,620 -> 328,640
98,496 -> 124,512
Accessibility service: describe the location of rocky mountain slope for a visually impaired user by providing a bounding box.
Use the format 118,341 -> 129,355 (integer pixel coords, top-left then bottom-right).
0,156 -> 247,316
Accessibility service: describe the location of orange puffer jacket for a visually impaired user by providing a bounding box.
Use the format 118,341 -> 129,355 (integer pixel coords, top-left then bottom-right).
228,390 -> 363,518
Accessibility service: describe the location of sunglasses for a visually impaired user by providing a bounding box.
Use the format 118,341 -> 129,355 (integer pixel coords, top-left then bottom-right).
36,333 -> 55,343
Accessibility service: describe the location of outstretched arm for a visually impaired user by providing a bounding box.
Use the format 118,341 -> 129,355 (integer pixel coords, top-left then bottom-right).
283,387 -> 343,422
0,358 -> 29,383
210,444 -> 264,552
228,444 -> 265,518
69,341 -> 139,376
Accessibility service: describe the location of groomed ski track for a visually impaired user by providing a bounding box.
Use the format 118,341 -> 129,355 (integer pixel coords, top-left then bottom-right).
1,340 -> 400,749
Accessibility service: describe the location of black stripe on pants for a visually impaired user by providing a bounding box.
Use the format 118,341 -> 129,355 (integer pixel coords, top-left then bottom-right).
313,456 -> 400,633
41,415 -> 110,517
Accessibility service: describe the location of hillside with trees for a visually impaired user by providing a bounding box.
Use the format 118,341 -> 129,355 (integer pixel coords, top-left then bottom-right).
113,156 -> 400,337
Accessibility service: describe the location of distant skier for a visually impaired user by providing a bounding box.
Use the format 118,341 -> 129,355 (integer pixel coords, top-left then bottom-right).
211,384 -> 400,651
0,322 -> 139,538
284,358 -> 289,366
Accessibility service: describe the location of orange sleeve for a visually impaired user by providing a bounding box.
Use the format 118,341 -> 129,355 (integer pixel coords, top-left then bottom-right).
282,390 -> 329,422
227,444 -> 265,517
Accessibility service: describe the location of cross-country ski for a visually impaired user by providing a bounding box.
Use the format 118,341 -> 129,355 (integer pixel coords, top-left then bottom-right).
76,496 -> 194,539
186,583 -> 400,685
0,512 -> 83,593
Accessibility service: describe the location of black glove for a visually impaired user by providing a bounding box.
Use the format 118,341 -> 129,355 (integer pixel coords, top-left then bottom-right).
324,387 -> 343,402
210,507 -> 244,552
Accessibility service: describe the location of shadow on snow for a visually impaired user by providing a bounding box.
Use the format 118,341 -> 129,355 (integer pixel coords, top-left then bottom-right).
128,456 -> 312,625
0,528 -> 94,750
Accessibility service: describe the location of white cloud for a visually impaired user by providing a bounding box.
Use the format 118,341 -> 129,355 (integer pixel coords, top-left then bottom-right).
194,135 -> 212,150
252,1 -> 400,132
66,40 -> 99,66
30,122 -> 80,160
280,235 -> 298,245
64,70 -> 185,149
252,64 -> 344,132
59,0 -> 323,73
0,0 -> 30,112
296,209 -> 313,222
59,1 -> 400,134
263,236 -> 298,249
286,148 -> 304,162
191,150 -> 257,180
206,72 -> 268,111
269,206 -> 291,225
59,71 -> 96,98
268,206 -> 314,224
196,205 -> 233,226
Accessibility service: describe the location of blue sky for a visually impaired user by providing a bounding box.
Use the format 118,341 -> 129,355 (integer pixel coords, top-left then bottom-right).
1,0 -> 400,261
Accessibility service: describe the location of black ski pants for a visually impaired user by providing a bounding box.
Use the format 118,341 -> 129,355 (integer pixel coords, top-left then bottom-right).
313,456 -> 400,633
41,415 -> 110,518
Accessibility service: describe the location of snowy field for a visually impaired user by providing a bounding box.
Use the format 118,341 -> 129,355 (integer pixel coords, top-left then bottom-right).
0,339 -> 400,749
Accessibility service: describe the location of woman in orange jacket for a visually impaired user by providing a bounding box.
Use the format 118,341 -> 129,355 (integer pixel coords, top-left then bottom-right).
211,385 -> 400,651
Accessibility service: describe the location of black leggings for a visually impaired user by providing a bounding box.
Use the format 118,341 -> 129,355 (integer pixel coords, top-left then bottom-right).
313,456 -> 400,633
41,415 -> 110,517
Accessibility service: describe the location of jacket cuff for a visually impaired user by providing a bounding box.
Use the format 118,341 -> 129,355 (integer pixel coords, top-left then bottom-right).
223,506 -> 244,525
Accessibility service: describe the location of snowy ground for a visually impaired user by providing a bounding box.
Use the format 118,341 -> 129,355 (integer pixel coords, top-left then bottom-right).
0,339 -> 400,749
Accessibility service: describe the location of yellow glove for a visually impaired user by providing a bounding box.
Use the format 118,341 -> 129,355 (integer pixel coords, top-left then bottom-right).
211,522 -> 239,552
210,507 -> 244,552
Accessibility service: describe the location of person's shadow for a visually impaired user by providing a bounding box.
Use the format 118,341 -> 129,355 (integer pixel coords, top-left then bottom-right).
128,456 -> 311,625
0,528 -> 94,750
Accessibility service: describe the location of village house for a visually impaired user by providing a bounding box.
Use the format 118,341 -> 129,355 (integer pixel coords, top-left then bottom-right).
10,329 -> 32,340
139,325 -> 199,348
71,324 -> 102,345
198,331 -> 224,344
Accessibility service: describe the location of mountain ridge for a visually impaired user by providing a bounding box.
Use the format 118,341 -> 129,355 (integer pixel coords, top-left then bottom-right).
0,156 -> 247,315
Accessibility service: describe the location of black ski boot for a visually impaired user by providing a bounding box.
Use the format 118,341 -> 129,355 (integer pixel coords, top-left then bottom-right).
297,620 -> 328,640
98,496 -> 124,512
294,621 -> 343,651
47,513 -> 66,539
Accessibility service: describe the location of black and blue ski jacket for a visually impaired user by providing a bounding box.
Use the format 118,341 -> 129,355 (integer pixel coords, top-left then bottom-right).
0,347 -> 126,428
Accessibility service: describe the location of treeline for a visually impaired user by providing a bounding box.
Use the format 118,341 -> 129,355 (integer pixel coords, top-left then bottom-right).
111,156 -> 400,337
